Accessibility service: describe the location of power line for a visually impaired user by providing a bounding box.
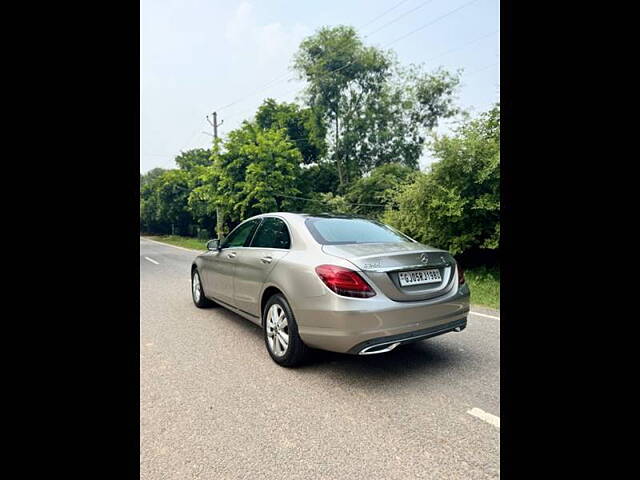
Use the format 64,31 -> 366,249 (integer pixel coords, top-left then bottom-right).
465,61 -> 499,76
222,0 -> 486,120
213,0 -> 438,115
359,0 -> 413,30
384,0 -> 483,47
364,0 -> 436,38
187,0 -> 492,150
424,29 -> 498,63
215,71 -> 292,112
212,0 -> 477,116
224,37 -> 498,130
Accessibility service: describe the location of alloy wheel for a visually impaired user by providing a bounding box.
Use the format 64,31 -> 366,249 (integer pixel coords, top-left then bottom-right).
266,304 -> 289,357
192,272 -> 201,302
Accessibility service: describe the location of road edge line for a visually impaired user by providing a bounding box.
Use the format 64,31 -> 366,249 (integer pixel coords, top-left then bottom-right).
467,407 -> 500,428
469,311 -> 500,320
141,237 -> 204,253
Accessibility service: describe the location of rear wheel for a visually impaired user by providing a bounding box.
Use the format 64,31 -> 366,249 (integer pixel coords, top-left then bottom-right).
192,268 -> 215,308
264,294 -> 308,367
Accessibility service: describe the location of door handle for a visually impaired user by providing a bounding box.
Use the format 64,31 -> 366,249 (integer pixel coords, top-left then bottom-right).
260,255 -> 273,264
227,252 -> 237,259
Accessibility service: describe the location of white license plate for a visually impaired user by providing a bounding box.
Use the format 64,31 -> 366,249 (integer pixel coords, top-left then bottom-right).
398,269 -> 442,287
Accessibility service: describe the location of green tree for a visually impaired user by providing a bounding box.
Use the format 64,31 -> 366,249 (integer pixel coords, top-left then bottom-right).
294,26 -> 459,188
140,167 -> 167,187
302,192 -> 353,215
154,170 -> 193,235
140,179 -> 163,233
175,148 -> 213,171
384,105 -> 500,256
190,123 -> 303,229
236,127 -> 303,217
255,99 -> 326,165
140,169 -> 193,235
345,163 -> 415,219
187,139 -> 228,237
294,25 -> 390,187
297,161 -> 339,197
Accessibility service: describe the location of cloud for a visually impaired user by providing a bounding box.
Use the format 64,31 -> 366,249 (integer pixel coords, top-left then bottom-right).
225,1 -> 254,42
225,1 -> 310,66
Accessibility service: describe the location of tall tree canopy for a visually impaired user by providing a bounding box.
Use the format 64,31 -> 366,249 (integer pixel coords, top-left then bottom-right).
140,169 -> 192,235
175,148 -> 213,171
294,25 -> 459,189
255,99 -> 326,165
188,122 -> 303,227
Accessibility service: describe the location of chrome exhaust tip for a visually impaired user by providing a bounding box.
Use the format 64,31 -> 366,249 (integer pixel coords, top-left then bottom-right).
359,342 -> 401,355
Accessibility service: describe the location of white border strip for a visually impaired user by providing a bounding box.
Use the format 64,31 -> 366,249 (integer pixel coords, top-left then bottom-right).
141,237 -> 203,253
469,311 -> 500,320
467,407 -> 500,428
144,256 -> 159,265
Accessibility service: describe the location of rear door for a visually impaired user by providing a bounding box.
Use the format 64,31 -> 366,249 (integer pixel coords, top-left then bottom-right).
233,217 -> 291,317
201,219 -> 261,306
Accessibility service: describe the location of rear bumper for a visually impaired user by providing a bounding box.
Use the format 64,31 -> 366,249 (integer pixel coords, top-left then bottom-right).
294,283 -> 470,354
348,317 -> 467,354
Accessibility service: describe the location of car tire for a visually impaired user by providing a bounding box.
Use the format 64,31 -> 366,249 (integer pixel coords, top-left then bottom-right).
192,268 -> 215,308
263,293 -> 308,367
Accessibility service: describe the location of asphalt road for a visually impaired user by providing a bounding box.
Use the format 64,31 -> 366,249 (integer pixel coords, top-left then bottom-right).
140,237 -> 500,479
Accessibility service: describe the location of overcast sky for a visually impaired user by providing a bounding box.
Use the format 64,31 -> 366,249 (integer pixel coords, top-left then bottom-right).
140,0 -> 499,173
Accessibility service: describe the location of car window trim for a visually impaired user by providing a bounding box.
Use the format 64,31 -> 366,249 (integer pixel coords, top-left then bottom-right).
248,216 -> 292,250
246,218 -> 264,248
221,218 -> 261,249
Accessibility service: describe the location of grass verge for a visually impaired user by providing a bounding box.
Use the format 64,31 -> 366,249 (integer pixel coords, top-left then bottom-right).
146,235 -> 208,251
143,235 -> 500,310
465,266 -> 500,310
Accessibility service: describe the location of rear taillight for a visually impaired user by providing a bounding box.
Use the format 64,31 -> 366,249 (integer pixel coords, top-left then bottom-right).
315,265 -> 376,298
457,263 -> 465,285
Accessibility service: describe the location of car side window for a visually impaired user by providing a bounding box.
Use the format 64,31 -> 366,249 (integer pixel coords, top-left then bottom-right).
221,219 -> 260,249
250,217 -> 291,249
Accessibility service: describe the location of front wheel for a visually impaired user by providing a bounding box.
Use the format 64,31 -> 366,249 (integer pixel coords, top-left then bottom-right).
192,269 -> 215,308
264,294 -> 308,367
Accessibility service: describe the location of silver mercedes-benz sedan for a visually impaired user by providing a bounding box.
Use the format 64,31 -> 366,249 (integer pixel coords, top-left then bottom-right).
191,213 -> 470,366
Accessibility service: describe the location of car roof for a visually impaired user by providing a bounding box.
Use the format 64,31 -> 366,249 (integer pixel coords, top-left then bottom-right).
250,212 -> 370,220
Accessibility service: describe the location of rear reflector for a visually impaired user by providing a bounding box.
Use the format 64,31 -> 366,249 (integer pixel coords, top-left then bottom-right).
315,264 -> 376,298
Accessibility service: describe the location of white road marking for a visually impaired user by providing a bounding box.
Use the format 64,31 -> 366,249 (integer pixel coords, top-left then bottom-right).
467,407 -> 500,428
470,311 -> 500,320
144,256 -> 159,265
141,237 -> 202,253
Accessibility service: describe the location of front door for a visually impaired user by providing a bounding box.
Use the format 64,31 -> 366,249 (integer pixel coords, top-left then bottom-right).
233,217 -> 291,317
202,218 -> 261,306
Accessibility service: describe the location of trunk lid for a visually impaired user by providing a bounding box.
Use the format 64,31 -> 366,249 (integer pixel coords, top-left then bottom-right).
322,242 -> 457,302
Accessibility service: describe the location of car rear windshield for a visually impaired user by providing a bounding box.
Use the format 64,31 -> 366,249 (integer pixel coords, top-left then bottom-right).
305,217 -> 412,245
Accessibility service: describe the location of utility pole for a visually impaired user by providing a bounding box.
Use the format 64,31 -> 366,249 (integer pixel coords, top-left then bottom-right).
206,112 -> 223,140
206,112 -> 225,241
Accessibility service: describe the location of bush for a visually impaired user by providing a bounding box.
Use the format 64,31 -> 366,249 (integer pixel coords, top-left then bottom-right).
384,105 -> 499,259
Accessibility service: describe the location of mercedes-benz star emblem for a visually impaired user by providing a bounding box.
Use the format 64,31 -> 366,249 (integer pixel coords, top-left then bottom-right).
420,253 -> 428,264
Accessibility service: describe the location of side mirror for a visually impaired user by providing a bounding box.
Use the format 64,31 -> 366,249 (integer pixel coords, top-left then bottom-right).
206,239 -> 220,251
